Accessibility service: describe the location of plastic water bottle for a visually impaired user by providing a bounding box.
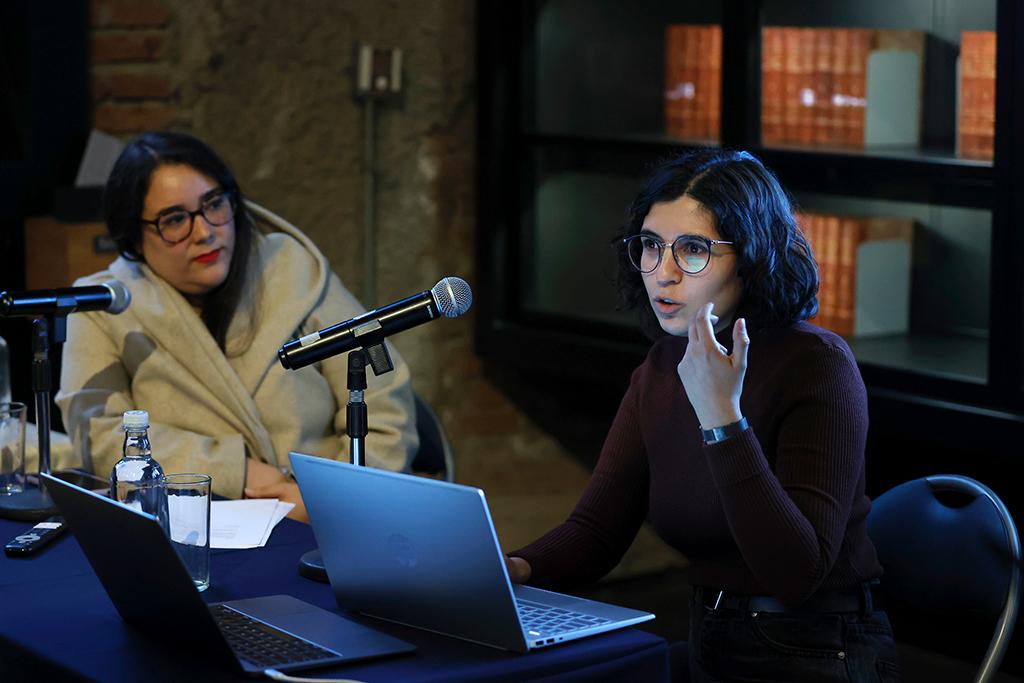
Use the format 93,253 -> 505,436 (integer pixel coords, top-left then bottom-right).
110,410 -> 168,532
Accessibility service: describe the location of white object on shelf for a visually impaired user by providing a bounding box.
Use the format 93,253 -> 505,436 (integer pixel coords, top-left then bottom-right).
854,238 -> 913,336
866,49 -> 922,147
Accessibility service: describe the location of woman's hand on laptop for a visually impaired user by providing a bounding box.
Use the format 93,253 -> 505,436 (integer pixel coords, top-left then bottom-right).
505,555 -> 532,584
244,481 -> 310,523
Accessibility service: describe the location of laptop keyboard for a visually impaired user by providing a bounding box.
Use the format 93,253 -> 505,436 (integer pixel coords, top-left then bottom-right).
516,598 -> 611,637
210,604 -> 340,668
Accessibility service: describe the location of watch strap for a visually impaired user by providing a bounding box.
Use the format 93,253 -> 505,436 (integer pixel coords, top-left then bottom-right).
701,417 -> 749,445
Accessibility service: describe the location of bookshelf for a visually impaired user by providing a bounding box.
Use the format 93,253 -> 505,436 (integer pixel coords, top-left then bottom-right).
476,0 -> 1024,489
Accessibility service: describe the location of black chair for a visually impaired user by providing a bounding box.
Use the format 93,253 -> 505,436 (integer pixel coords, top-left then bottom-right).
867,475 -> 1022,683
409,392 -> 455,482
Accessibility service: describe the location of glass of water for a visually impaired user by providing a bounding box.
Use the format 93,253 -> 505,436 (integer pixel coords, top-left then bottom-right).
0,402 -> 26,495
162,473 -> 212,591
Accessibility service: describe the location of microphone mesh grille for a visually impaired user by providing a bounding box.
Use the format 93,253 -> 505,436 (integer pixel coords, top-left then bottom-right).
103,280 -> 132,314
431,277 -> 473,318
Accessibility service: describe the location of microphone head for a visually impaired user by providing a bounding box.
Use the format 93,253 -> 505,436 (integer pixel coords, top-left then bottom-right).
431,276 -> 472,318
102,280 -> 132,314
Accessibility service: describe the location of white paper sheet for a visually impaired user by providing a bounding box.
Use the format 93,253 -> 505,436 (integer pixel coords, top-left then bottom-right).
260,500 -> 294,546
210,499 -> 295,549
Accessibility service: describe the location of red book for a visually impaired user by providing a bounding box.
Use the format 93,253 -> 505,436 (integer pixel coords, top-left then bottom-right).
831,29 -> 851,147
761,27 -> 784,145
708,25 -> 722,142
961,32 -> 978,157
681,25 -> 700,139
813,28 -> 835,146
782,28 -> 802,144
664,25 -> 687,138
694,26 -> 711,140
846,28 -> 871,148
970,31 -> 997,160
799,213 -> 827,328
797,28 -> 816,145
821,215 -> 841,332
835,217 -> 863,337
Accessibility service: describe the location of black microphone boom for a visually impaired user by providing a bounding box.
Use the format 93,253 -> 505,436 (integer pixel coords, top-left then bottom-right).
0,281 -> 132,317
278,276 -> 472,371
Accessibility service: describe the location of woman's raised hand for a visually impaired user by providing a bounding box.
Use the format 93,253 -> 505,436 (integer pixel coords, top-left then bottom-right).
677,302 -> 749,429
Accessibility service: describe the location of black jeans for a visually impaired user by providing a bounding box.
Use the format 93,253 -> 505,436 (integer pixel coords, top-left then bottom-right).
686,589 -> 902,682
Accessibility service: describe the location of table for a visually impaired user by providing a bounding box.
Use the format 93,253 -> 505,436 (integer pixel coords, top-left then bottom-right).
0,511 -> 669,682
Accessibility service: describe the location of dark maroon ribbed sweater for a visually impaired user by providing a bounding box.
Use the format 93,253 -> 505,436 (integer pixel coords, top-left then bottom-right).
514,322 -> 882,605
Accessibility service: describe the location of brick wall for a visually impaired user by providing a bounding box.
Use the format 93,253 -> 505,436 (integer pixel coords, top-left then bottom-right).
90,0 -> 177,134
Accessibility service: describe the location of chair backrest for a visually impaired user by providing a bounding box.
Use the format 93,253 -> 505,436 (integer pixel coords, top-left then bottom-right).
410,393 -> 455,482
867,474 -> 1022,683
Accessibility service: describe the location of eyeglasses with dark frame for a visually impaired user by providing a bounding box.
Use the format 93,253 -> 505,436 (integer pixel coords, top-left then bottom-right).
139,191 -> 235,245
622,233 -> 735,275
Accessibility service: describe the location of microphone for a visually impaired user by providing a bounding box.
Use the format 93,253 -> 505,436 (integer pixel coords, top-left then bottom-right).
0,280 -> 132,317
279,276 -> 472,371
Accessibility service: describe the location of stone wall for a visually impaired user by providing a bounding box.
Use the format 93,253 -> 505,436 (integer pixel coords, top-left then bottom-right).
84,0 -> 682,575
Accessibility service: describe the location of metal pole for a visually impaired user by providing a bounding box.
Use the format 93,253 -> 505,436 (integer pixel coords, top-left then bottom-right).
32,318 -> 51,476
346,350 -> 369,467
363,98 -> 377,307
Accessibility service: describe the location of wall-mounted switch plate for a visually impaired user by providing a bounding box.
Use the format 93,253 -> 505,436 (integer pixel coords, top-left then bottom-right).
355,44 -> 403,100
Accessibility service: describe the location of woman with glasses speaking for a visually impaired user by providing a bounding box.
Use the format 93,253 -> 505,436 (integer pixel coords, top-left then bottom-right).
505,149 -> 899,682
55,131 -> 417,520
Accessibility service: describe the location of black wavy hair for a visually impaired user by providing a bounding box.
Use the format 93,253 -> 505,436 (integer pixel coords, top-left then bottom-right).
615,148 -> 818,337
104,131 -> 258,353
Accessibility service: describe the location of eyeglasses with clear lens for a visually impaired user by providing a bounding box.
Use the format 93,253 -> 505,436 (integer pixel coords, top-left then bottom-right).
141,191 -> 235,245
622,234 -> 734,275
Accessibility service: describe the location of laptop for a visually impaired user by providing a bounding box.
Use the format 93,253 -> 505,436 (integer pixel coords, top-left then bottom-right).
290,453 -> 655,653
41,473 -> 415,678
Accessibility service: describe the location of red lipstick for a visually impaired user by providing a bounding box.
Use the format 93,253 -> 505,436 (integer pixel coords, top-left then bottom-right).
194,249 -> 221,265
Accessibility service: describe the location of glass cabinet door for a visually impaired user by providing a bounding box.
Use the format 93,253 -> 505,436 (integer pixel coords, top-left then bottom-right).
790,192 -> 990,384
760,0 -> 996,161
480,0 -> 1016,409
529,0 -> 724,143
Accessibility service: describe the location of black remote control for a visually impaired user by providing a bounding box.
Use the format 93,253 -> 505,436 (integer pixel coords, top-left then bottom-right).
4,516 -> 67,556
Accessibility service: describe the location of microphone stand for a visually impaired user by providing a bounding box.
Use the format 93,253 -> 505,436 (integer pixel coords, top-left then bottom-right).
298,340 -> 394,581
0,316 -> 62,520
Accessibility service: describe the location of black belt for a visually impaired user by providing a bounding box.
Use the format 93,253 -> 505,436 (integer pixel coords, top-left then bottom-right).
694,582 -> 881,614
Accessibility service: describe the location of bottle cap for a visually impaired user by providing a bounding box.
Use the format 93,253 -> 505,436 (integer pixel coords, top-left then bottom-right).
122,410 -> 149,430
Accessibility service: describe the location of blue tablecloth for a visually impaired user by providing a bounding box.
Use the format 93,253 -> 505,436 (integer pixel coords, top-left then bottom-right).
0,511 -> 669,682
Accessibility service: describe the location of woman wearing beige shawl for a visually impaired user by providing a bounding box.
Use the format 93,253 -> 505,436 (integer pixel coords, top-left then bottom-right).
56,132 -> 417,521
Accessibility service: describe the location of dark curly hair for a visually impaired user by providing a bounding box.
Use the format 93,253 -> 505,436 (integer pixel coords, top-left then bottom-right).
104,131 -> 258,353
615,149 -> 818,336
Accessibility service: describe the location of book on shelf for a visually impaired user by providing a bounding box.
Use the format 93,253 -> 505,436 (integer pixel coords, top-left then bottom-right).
846,28 -> 871,147
797,211 -> 913,337
762,27 -> 923,149
707,24 -> 721,142
958,31 -> 996,160
761,25 -> 785,145
664,24 -> 721,142
813,28 -> 835,146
